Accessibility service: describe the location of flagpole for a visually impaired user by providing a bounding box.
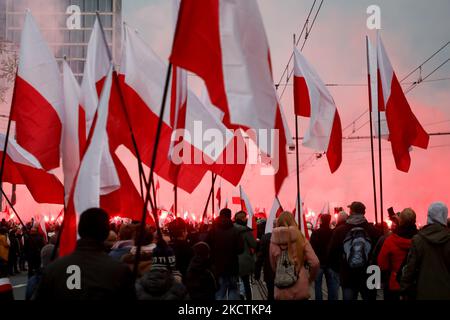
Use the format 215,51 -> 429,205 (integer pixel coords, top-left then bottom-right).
293,34 -> 302,229
201,174 -> 218,224
366,36 -> 379,225
378,89 -> 384,225
95,12 -> 149,202
0,70 -> 18,198
1,189 -> 26,230
174,185 -> 178,218
211,172 -> 215,221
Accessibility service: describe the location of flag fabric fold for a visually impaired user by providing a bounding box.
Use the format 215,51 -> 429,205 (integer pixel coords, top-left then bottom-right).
376,34 -> 429,172
170,0 -> 288,194
11,11 -> 63,171
0,133 -> 63,205
293,47 -> 342,173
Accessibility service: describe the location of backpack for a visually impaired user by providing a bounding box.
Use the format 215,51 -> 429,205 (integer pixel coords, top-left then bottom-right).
343,227 -> 372,269
274,246 -> 298,289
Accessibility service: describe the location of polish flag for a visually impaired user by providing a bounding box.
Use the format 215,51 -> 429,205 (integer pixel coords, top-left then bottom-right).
293,197 -> 309,240
119,26 -> 246,192
38,215 -> 48,242
293,47 -> 342,173
239,186 -> 257,238
79,17 -> 144,220
265,197 -> 283,234
60,67 -> 120,256
62,60 -> 82,203
216,183 -> 221,209
170,0 -> 289,194
11,11 -> 63,171
366,37 -> 389,138
377,34 -> 429,172
0,133 -> 64,204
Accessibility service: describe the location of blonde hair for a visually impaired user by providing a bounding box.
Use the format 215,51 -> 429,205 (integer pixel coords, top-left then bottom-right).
276,211 -> 306,269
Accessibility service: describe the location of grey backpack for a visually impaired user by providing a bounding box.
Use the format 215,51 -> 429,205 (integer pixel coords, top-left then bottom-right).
343,227 -> 372,269
274,246 -> 298,289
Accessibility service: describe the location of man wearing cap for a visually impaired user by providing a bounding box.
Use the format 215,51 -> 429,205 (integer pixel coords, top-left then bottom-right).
400,202 -> 450,300
327,201 -> 382,300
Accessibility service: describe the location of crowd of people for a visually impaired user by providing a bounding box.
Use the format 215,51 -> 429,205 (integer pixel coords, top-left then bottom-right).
0,201 -> 449,301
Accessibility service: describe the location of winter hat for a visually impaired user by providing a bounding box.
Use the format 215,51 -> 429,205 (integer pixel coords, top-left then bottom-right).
151,241 -> 176,271
347,202 -> 366,215
220,208 -> 232,218
192,242 -> 210,259
427,202 -> 448,226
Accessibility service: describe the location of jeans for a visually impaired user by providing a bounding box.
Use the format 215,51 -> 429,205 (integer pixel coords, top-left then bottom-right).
314,268 -> 340,300
342,286 -> 373,301
216,275 -> 240,300
240,275 -> 252,300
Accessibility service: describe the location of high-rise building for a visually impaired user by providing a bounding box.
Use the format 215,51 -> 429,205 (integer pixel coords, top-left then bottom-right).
0,0 -> 122,80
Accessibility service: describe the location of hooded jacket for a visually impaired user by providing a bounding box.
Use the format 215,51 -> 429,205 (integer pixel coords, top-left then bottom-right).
234,221 -> 257,277
400,223 -> 450,300
206,215 -> 244,277
269,226 -> 319,300
327,214 -> 382,288
136,268 -> 188,300
378,233 -> 412,291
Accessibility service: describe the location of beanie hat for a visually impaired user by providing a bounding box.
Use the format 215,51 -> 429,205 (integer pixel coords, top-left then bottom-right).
427,202 -> 448,226
192,242 -> 210,259
151,242 -> 176,271
78,208 -> 110,242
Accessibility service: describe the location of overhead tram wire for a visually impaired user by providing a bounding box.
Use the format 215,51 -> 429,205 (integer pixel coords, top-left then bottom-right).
277,0 -> 325,101
341,41 -> 450,137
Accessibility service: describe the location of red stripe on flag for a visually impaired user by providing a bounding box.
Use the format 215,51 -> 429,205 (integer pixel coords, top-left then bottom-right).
11,77 -> 61,170
326,112 -> 343,173
293,76 -> 311,117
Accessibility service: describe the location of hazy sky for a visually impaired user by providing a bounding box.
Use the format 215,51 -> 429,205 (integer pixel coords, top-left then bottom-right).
4,0 -> 450,224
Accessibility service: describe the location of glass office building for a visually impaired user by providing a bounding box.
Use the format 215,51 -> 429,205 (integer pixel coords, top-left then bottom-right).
0,0 -> 122,80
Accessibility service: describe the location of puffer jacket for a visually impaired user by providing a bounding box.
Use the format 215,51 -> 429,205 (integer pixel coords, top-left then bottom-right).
136,269 -> 189,300
377,233 -> 412,291
269,226 -> 319,300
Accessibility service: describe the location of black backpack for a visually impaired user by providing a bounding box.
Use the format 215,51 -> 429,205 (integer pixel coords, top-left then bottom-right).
343,227 -> 372,269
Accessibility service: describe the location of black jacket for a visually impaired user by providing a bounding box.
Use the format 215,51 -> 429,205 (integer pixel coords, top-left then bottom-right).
169,239 -> 193,280
206,216 -> 244,277
34,238 -> 135,300
185,255 -> 216,300
255,232 -> 273,284
400,223 -> 450,300
310,226 -> 333,267
327,215 -> 382,288
136,269 -> 189,300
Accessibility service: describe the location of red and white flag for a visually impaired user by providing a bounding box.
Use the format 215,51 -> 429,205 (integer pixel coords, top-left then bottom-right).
293,47 -> 342,173
216,182 -> 222,209
376,34 -> 429,172
0,133 -> 64,204
11,11 -> 63,171
265,197 -> 283,234
38,215 -> 48,242
62,60 -> 82,203
366,37 -> 389,138
293,197 -> 309,240
239,186 -> 257,238
60,67 -> 119,256
119,26 -> 246,192
170,0 -> 289,194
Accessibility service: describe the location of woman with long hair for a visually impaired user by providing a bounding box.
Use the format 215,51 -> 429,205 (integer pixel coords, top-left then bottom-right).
269,211 -> 319,300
